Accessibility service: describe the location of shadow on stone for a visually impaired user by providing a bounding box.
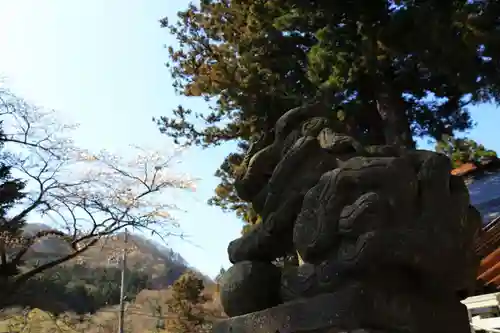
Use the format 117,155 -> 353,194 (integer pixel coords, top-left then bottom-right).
216,101 -> 481,333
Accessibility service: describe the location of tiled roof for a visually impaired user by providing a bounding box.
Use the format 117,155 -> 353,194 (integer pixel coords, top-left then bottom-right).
452,160 -> 500,290
476,218 -> 500,257
452,163 -> 478,176
476,218 -> 500,289
478,242 -> 500,288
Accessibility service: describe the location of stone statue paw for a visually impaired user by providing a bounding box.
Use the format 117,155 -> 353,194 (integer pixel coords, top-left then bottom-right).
218,261 -> 282,317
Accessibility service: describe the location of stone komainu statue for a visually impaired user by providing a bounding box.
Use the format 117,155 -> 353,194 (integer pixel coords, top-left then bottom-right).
216,101 -> 482,333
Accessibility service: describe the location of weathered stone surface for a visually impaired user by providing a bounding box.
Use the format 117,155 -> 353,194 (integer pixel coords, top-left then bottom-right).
214,284 -> 471,333
219,261 -> 282,317
216,100 -> 481,333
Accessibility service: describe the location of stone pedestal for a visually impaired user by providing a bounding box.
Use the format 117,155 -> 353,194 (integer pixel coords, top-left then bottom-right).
213,284 -> 471,333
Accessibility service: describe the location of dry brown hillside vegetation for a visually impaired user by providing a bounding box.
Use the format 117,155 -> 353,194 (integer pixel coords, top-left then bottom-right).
0,239 -> 224,333
0,282 -> 225,333
3,224 -> 216,317
21,223 -> 208,285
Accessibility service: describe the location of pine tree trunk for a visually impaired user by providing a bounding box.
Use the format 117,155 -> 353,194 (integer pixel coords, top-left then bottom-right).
362,28 -> 414,149
375,80 -> 415,149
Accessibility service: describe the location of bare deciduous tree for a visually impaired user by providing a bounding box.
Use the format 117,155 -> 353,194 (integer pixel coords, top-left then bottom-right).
0,84 -> 196,299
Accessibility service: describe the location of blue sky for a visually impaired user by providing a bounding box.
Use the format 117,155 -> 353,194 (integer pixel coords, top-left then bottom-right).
0,0 -> 498,278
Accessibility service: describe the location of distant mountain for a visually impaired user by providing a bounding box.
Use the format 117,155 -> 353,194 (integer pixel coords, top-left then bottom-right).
21,223 -> 73,256
1,223 -> 217,316
19,223 -> 209,288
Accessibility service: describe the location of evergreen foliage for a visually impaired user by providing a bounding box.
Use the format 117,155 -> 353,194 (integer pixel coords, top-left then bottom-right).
436,136 -> 498,168
158,0 -> 500,228
166,271 -> 210,333
0,126 -> 26,280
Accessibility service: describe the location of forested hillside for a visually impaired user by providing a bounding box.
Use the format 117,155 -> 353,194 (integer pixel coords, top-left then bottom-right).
4,223 -> 211,315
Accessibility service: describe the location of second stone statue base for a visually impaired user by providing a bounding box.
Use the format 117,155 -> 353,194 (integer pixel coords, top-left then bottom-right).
213,283 -> 471,333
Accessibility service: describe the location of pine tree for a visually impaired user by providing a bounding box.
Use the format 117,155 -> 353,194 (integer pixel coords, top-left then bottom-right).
214,267 -> 226,284
0,125 -> 26,281
159,0 -> 500,229
436,136 -> 498,168
166,271 -> 210,333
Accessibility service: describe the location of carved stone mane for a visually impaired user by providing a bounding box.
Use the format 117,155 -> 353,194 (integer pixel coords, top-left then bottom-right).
216,101 -> 481,333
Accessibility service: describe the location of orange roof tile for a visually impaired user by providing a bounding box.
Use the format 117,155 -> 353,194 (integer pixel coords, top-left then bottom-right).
476,219 -> 500,289
478,245 -> 500,289
451,163 -> 477,176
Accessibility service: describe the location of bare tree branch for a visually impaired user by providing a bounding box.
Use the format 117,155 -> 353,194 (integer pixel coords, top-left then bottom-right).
0,83 -> 198,299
